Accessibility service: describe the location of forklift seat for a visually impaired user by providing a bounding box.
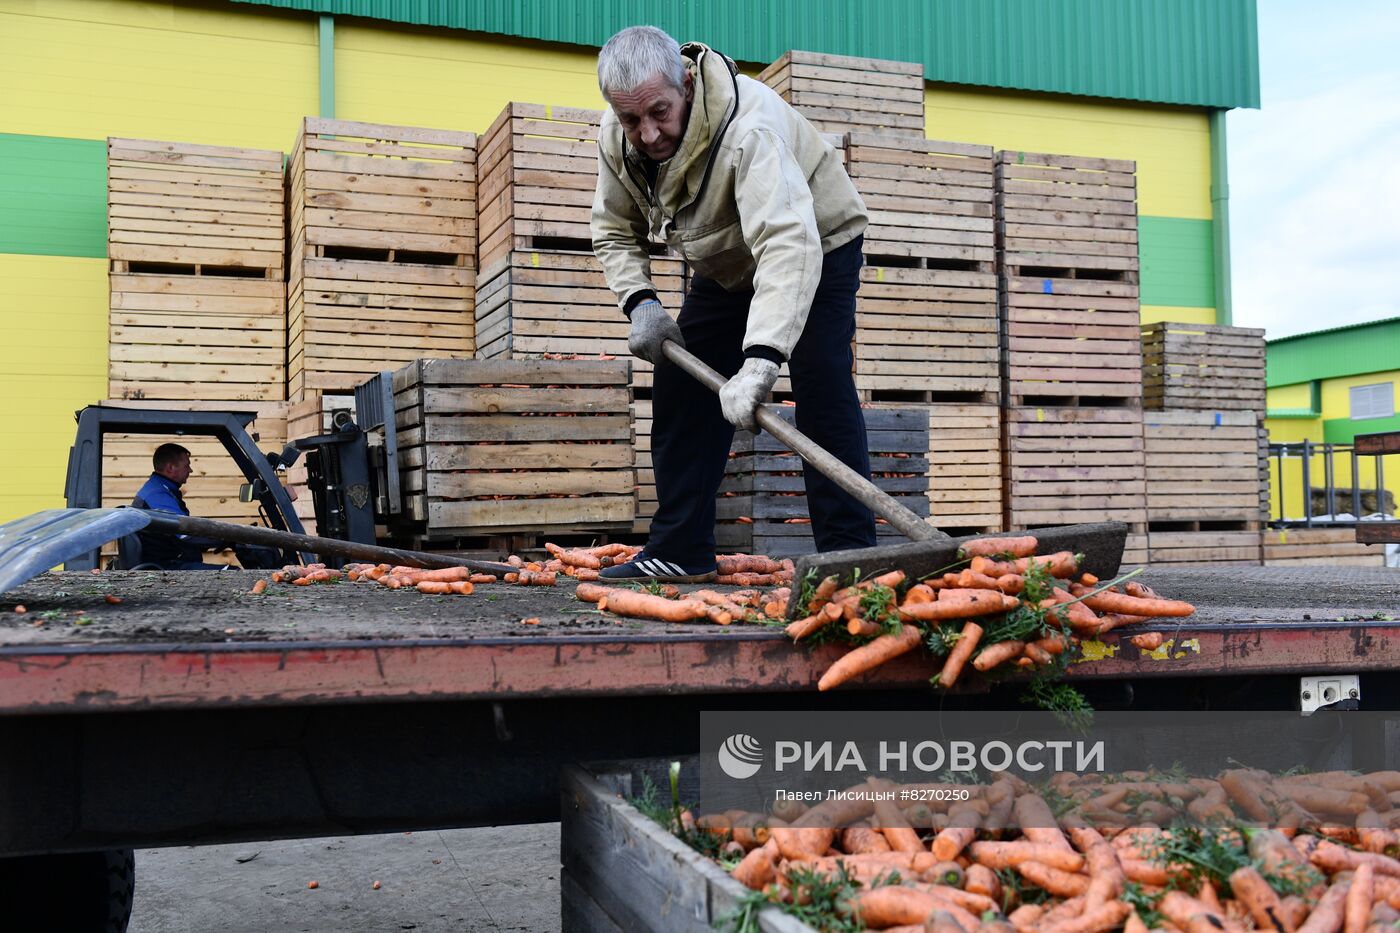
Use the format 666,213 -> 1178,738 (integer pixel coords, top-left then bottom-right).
114,499 -> 163,572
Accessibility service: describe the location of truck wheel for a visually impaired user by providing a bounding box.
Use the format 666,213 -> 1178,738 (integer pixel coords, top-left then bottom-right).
0,848 -> 135,932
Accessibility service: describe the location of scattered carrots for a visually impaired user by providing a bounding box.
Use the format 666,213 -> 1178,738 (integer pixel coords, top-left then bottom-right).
249,579 -> 267,596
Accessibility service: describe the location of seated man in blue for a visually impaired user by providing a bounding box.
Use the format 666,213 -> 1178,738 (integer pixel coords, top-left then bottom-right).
134,443 -> 227,570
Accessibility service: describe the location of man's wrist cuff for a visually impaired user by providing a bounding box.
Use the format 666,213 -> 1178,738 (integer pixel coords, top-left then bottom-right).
623,290 -> 660,318
744,345 -> 786,365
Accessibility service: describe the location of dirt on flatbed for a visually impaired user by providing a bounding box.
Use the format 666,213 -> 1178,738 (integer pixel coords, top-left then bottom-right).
1,565 -> 1398,648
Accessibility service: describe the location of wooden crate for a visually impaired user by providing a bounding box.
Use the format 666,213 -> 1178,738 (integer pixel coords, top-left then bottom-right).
107,137 -> 287,402
845,131 -> 998,401
287,118 -> 477,400
758,50 -> 924,136
476,103 -> 602,272
1004,406 -> 1147,528
1141,322 -> 1268,412
1262,528 -> 1386,567
996,151 -> 1142,406
632,398 -> 655,535
392,359 -> 635,536
1143,410 -> 1263,524
1123,532 -> 1150,568
474,250 -> 685,390
925,403 -> 1003,532
109,274 -> 285,401
1258,422 -> 1273,521
716,407 -> 930,557
97,400 -> 288,563
561,761 -> 808,933
288,258 -> 474,399
1147,530 -> 1262,567
107,137 -> 284,277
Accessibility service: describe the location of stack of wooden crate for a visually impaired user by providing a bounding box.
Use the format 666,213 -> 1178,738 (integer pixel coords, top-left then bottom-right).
1142,411 -> 1263,566
391,358 -> 635,542
107,137 -> 286,401
715,407 -> 929,557
1136,324 -> 1270,565
1141,323 -> 1267,413
841,133 -> 1003,534
97,400 -> 288,564
996,150 -> 1147,562
473,103 -> 684,391
758,51 -> 924,136
287,118 -> 477,400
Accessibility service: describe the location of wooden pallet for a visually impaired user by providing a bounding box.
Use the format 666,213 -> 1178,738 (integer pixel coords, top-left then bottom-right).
108,273 -> 285,401
1003,406 -> 1147,527
107,137 -> 284,277
288,257 -> 474,399
758,50 -> 924,136
925,403 -> 1004,531
1143,410 -> 1264,523
96,399 -> 288,563
289,118 -> 477,264
1122,533 -> 1150,568
1262,527 -> 1386,567
286,119 -> 478,400
632,399 -> 655,535
846,132 -> 994,265
391,359 -> 635,536
1147,530 -> 1262,567
1258,422 -> 1273,521
477,103 -> 606,272
1141,322 -> 1267,412
716,407 -> 930,557
474,250 -> 685,390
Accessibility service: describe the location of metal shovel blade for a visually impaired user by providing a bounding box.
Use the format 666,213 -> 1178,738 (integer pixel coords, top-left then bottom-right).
783,522 -> 1131,620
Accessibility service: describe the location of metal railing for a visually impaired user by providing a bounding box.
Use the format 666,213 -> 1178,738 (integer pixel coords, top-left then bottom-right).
1268,440 -> 1397,527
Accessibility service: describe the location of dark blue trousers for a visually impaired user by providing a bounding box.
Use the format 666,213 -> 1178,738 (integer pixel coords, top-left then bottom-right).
647,235 -> 876,564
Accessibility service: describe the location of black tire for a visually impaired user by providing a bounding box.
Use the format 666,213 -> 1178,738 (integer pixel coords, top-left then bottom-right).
0,848 -> 135,932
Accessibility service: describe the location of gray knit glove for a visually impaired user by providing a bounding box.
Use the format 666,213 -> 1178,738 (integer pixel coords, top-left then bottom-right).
627,299 -> 683,365
719,358 -> 781,431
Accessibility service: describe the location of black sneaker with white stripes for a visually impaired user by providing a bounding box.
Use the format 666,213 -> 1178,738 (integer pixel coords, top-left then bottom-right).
597,552 -> 717,584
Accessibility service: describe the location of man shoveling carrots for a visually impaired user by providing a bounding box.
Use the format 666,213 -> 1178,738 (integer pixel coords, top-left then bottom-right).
590,25 -> 877,583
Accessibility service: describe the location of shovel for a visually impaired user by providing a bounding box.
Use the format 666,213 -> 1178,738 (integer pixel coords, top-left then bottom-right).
660,341 -> 1130,618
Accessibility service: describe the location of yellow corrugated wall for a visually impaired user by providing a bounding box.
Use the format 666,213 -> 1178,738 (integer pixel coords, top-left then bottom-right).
0,0 -> 317,151
0,255 -> 108,520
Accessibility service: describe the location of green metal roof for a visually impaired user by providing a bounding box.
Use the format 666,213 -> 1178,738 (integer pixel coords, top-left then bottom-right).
230,0 -> 1260,110
1267,317 -> 1400,388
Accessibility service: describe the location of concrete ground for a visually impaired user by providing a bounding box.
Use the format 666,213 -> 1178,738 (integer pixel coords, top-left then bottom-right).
128,824 -> 561,933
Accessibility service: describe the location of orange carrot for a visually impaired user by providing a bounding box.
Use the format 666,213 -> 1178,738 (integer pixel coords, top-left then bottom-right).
1159,891 -> 1244,933
1039,901 -> 1131,933
930,803 -> 981,861
1014,795 -> 1073,851
899,590 -> 1019,622
807,574 -> 841,612
845,887 -> 953,929
965,862 -> 1001,901
731,838 -> 780,889
786,602 -> 843,640
1081,590 -> 1195,618
847,619 -> 882,638
597,590 -> 708,622
575,583 -> 609,603
840,825 -> 893,854
469,574 -> 497,585
959,536 -> 1039,559
1130,632 -> 1165,651
971,551 -> 1078,579
1048,587 -> 1101,633
1296,880 -> 1351,933
968,841 -> 1085,873
954,569 -> 1003,590
1345,863 -> 1372,933
973,640 -> 1026,671
250,579 -> 267,595
416,580 -> 474,595
817,624 -> 923,691
1018,860 -> 1090,897
937,621 -> 984,689
1312,839 -> 1400,878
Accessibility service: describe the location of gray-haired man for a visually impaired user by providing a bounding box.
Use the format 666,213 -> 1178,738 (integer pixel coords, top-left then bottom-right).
591,25 -> 876,583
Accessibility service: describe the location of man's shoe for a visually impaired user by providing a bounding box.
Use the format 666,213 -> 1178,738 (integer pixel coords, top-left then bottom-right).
597,552 -> 717,584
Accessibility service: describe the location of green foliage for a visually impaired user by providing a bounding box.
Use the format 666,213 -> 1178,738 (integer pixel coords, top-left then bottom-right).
718,862 -> 898,933
858,584 -> 900,637
795,567 -> 822,614
627,769 -> 722,859
1121,881 -> 1165,928
994,865 -> 1049,912
1148,823 -> 1250,896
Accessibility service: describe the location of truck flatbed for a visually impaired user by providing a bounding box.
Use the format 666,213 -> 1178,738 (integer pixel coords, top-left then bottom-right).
2,566 -> 1398,714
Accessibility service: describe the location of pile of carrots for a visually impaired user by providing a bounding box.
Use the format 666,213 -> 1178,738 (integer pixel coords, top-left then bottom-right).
784,535 -> 1195,692
702,767 -> 1400,932
576,580 -> 795,626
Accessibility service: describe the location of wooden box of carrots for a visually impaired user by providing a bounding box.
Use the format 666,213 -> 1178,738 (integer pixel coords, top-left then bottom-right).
389,358 -> 635,537
716,407 -> 930,558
